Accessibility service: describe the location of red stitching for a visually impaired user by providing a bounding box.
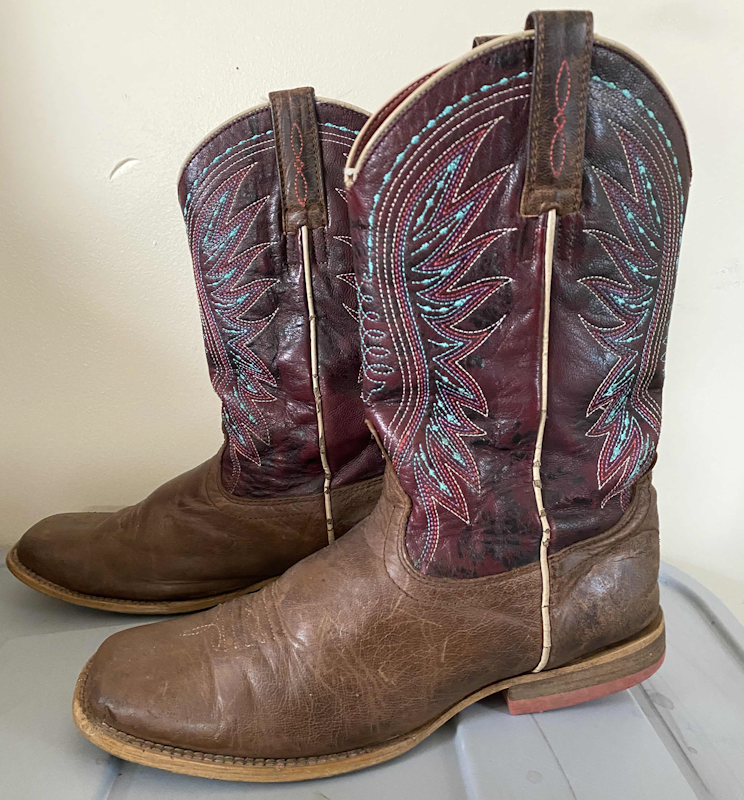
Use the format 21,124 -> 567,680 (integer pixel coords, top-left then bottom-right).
549,59 -> 571,178
290,122 -> 308,207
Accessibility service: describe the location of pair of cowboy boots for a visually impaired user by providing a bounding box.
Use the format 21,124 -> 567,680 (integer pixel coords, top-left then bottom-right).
8,10 -> 690,783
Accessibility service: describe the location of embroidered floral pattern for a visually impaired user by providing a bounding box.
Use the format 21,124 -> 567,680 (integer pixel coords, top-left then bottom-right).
361,118 -> 516,571
582,87 -> 686,507
407,128 -> 513,569
190,164 -> 278,491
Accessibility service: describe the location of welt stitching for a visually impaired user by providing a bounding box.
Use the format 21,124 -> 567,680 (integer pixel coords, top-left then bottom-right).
80,651 -> 374,765
86,711 -> 374,765
10,551 -> 264,607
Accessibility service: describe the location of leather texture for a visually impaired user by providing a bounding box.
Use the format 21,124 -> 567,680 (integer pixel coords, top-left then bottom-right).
546,473 -> 660,668
80,465 -> 661,758
347,30 -> 690,577
17,453 -> 383,601
179,98 -> 383,498
269,87 -> 328,232
520,10 -> 593,216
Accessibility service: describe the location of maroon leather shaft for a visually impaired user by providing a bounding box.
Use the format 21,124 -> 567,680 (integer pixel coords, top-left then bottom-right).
348,33 -> 690,576
179,99 -> 383,498
543,44 -> 690,551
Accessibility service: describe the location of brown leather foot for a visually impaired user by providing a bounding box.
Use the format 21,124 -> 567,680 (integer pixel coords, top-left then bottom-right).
73,611 -> 665,781
73,15 -> 686,781
11,92 -> 385,612
16,511 -> 114,597
11,455 -> 382,609
81,614 -> 231,747
76,466 -> 661,769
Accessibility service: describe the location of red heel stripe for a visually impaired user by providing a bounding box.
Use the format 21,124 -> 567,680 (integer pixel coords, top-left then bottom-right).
506,653 -> 665,715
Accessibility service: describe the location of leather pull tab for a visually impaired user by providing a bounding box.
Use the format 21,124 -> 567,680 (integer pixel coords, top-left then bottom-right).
520,10 -> 593,217
269,87 -> 327,233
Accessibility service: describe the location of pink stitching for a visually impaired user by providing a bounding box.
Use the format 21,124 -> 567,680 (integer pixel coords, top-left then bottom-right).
290,122 -> 308,207
549,59 -> 571,177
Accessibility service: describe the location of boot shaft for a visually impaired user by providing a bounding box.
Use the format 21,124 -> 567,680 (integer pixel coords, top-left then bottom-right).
346,14 -> 690,577
179,92 -> 383,507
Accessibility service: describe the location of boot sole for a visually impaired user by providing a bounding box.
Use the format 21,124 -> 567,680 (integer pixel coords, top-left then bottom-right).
72,609 -> 665,782
5,545 -> 275,615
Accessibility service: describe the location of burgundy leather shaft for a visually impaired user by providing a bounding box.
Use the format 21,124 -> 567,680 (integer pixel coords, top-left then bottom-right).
179,100 -> 383,498
347,31 -> 690,577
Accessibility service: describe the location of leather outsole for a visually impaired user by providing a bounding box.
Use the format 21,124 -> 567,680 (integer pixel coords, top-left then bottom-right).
72,611 -> 665,782
5,545 -> 275,615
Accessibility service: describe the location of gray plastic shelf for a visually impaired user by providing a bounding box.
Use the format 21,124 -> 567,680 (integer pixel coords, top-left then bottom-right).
1,552 -> 743,800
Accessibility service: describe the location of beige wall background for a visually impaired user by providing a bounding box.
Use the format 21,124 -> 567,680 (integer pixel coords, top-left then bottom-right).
1,0 -> 743,617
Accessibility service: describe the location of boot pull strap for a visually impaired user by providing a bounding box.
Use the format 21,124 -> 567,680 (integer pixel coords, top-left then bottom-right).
520,10 -> 593,217
268,87 -> 327,233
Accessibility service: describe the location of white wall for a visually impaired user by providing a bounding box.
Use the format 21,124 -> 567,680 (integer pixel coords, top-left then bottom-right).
1,0 -> 742,618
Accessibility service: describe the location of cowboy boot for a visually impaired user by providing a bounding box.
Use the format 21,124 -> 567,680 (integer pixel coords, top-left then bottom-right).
8,88 -> 384,614
73,11 -> 691,779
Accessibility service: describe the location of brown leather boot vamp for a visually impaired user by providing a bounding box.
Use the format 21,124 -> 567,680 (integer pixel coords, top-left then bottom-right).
9,454 -> 382,614
73,467 -> 662,781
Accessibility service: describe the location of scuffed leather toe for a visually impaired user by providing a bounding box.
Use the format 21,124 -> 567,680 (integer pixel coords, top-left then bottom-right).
16,512 -> 113,594
82,611 -> 234,753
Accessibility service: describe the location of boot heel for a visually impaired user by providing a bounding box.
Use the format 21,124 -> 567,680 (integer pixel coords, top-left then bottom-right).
505,610 -> 665,715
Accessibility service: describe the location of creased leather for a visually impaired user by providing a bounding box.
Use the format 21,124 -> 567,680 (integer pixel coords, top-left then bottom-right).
81,465 -> 660,759
17,453 -> 383,601
14,97 -> 384,603
546,472 -> 660,668
75,27 -> 685,765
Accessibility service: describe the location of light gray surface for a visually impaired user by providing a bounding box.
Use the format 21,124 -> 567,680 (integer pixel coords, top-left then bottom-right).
1,558 -> 743,800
